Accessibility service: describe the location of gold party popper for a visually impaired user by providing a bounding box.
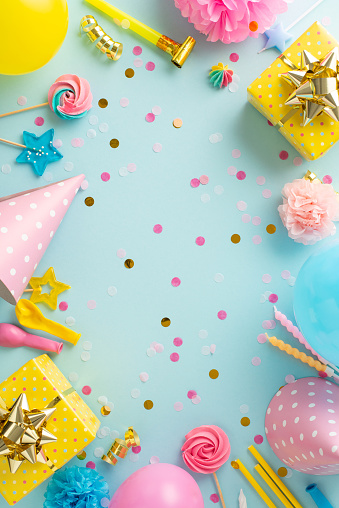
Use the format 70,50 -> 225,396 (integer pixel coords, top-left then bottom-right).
85,0 -> 196,67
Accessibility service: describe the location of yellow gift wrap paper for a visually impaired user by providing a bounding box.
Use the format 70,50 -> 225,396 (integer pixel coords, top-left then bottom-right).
0,355 -> 100,505
247,22 -> 339,161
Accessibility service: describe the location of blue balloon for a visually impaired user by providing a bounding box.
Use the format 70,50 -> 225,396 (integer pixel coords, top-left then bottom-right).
294,240 -> 339,366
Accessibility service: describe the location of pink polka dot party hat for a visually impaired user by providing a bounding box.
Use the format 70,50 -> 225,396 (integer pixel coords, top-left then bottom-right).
0,174 -> 84,305
265,377 -> 339,475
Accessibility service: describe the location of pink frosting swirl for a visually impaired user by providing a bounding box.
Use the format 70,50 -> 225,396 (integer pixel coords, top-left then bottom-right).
182,425 -> 231,474
48,74 -> 92,119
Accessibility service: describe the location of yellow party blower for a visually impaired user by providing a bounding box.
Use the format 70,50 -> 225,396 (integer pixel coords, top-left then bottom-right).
84,0 -> 196,67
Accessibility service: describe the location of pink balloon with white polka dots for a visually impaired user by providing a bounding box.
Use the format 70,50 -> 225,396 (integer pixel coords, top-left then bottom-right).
265,377 -> 339,475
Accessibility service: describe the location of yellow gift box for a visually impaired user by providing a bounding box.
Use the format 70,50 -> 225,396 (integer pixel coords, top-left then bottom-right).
0,355 -> 100,505
247,22 -> 339,161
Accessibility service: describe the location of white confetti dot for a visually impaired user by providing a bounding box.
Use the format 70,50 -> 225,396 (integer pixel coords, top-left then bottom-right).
43,172 -> 53,182
147,347 -> 156,357
131,389 -> 140,399
81,351 -> 91,362
229,82 -> 239,93
81,180 -> 89,190
120,97 -> 129,107
107,286 -> 117,296
201,193 -> 210,203
1,164 -> 11,174
130,453 -> 139,462
87,129 -> 96,139
232,74 -> 240,84
89,115 -> 98,125
139,372 -> 149,382
150,455 -> 159,464
17,96 -> 27,105
119,167 -> 128,177
64,162 -> 74,172
98,395 -> 108,405
240,404 -> 249,414
152,106 -> 162,116
198,329 -> 208,339
66,316 -> 75,326
153,143 -> 162,153
94,447 -> 104,458
214,273 -> 224,283
201,345 -> 210,355
68,372 -> 79,383
192,395 -> 201,405
83,341 -> 92,351
214,185 -> 224,195
107,401 -> 114,410
99,123 -> 109,133
110,430 -> 119,440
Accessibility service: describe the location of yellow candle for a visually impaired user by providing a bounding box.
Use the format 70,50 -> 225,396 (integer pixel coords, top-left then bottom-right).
248,446 -> 304,508
85,0 -> 161,45
231,460 -> 277,508
254,465 -> 294,508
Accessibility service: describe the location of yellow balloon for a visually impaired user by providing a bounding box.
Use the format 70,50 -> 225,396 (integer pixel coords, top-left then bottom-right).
0,0 -> 68,75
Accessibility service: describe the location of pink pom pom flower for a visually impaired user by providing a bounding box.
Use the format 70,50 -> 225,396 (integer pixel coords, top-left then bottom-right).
278,179 -> 339,245
174,0 -> 288,44
181,425 -> 231,474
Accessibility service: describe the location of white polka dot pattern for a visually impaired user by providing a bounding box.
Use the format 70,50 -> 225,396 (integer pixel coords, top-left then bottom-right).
266,377 -> 339,475
0,174 -> 85,305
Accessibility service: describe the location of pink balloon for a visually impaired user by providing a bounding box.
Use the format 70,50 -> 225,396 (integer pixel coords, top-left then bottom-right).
109,463 -> 204,508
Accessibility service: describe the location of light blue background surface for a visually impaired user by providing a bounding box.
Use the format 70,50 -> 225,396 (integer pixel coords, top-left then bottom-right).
0,0 -> 339,506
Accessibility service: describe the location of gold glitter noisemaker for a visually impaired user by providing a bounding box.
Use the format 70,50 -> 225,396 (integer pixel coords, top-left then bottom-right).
84,0 -> 196,67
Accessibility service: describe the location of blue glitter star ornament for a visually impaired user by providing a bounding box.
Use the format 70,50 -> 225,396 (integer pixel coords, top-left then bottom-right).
259,22 -> 293,53
16,129 -> 63,176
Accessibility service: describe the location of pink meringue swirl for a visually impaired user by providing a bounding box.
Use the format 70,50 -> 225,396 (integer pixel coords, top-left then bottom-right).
48,74 -> 93,120
182,425 -> 231,474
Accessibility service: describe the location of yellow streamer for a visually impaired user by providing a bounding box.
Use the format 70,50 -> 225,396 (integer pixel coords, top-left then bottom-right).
80,15 -> 123,61
102,427 -> 140,466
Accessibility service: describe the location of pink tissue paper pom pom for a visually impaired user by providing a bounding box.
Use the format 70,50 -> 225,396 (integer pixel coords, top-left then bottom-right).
174,0 -> 288,44
278,179 -> 339,245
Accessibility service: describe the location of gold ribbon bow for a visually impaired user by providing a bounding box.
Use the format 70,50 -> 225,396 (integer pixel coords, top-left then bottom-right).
279,47 -> 339,127
0,388 -> 74,474
102,427 -> 140,466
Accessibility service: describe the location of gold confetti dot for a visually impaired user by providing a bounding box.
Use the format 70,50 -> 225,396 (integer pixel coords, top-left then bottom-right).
161,317 -> 171,327
85,197 -> 94,207
241,417 -> 250,427
77,450 -> 87,460
144,400 -> 153,410
110,138 -> 119,148
173,118 -> 183,129
231,234 -> 241,244
125,68 -> 135,78
124,258 -> 134,269
101,405 -> 111,416
231,461 -> 239,470
98,98 -> 108,108
209,369 -> 219,379
266,224 -> 276,234
278,467 -> 288,478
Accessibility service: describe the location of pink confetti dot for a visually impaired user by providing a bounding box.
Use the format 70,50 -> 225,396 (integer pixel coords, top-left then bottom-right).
269,293 -> 278,303
253,235 -> 262,245
252,356 -> 261,366
170,352 -> 180,362
53,138 -> 62,148
252,216 -> 261,226
237,201 -> 247,211
200,175 -> 209,185
127,163 -> 137,173
153,142 -> 162,153
146,112 -> 155,122
257,333 -> 267,344
293,157 -> 303,166
174,402 -> 183,411
86,461 -> 96,469
285,374 -> 296,384
279,150 -> 289,160
230,53 -> 239,62
323,175 -> 333,184
262,320 -> 272,330
254,435 -> 264,445
262,189 -> 272,199
82,386 -> 92,395
59,301 -> 68,311
196,236 -> 205,246
146,61 -> 155,71
120,97 -> 129,107
232,149 -> 241,158
242,214 -> 251,223
227,166 -> 237,175
101,172 -> 110,182
71,138 -> 84,148
187,390 -> 197,399
17,96 -> 27,106
139,372 -> 149,382
210,494 -> 220,503
134,58 -> 143,67
191,178 -> 200,188
173,337 -> 183,347
117,248 -> 126,258
281,270 -> 291,280
101,499 -> 110,508
262,274 -> 271,284
256,176 -> 265,185
34,116 -> 44,126
192,395 -> 201,405
217,310 -> 227,320
153,224 -> 163,234
133,46 -> 142,55
87,300 -> 96,310
150,455 -> 160,463
236,171 -> 246,180
132,446 -> 141,454
171,277 -> 181,287
155,343 -> 164,353
81,180 -> 89,190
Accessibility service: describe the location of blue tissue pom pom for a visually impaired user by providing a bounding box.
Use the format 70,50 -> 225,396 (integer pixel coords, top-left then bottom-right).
43,465 -> 110,508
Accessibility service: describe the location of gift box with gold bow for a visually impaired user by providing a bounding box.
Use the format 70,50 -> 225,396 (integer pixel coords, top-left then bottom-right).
247,22 -> 339,161
0,355 -> 100,505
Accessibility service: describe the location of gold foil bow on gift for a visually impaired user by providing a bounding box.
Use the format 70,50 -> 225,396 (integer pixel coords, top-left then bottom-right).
102,426 -> 140,466
280,47 -> 339,126
0,393 -> 57,474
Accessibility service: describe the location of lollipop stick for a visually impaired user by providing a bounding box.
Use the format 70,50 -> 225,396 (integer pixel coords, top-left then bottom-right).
213,471 -> 227,508
0,102 -> 49,119
0,137 -> 26,149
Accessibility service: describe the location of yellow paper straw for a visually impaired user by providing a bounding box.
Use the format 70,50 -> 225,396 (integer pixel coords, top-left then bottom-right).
248,446 -> 304,508
232,460 -> 277,508
255,465 -> 294,508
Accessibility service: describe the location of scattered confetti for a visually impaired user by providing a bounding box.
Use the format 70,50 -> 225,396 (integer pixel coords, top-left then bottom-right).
323,175 -> 333,184
85,197 -> 94,206
279,150 -> 289,160
110,138 -> 119,148
173,118 -> 183,128
229,82 -> 239,93
87,129 -> 96,139
131,388 -> 141,399
1,164 -> 11,174
101,172 -> 110,182
198,329 -> 208,339
170,353 -> 179,362
125,259 -> 134,269
262,274 -> 272,284
252,216 -> 261,226
241,417 -> 250,427
139,372 -> 149,382
82,386 -> 92,395
174,402 -> 184,411
119,167 -> 128,177
81,351 -> 91,362
69,372 -> 79,383
266,224 -> 276,234
173,337 -> 183,347
281,270 -> 291,280
66,316 -> 75,326
117,248 -> 126,258
153,142 -> 162,153
209,133 -> 223,144
199,175 -> 209,185
209,369 -> 219,379
125,68 -> 135,78
127,163 -> 136,172
147,347 -> 156,358
98,396 -> 108,405
201,193 -> 210,203
81,180 -> 89,190
201,346 -> 210,356
285,374 -> 296,384
144,400 -> 153,410
161,317 -> 171,327
171,277 -> 181,287
152,105 -> 162,115
288,276 -> 296,286
256,176 -> 266,185
252,235 -> 262,245
98,98 -> 108,108
262,189 -> 272,199
231,234 -> 240,244
86,461 -> 96,469
278,467 -> 288,478
146,61 -> 155,71
252,356 -> 261,366
293,156 -> 303,166
322,16 -> 331,26
17,96 -> 27,106
89,115 -> 98,125
240,404 -> 249,414
269,294 -> 278,303
214,185 -> 224,195
146,112 -> 155,122
120,97 -> 129,107
34,116 -> 44,126
77,451 -> 87,460
192,395 -> 201,405
64,162 -> 74,172
59,301 -> 68,311
153,224 -> 163,234
232,149 -> 241,158
214,273 -> 224,283
87,300 -> 96,310
257,333 -> 267,344
196,236 -> 205,246
254,434 -> 263,444
242,214 -> 251,223
237,201 -> 247,211
133,46 -> 142,55
83,341 -> 92,351
107,286 -> 117,296
230,53 -> 239,62
132,446 -> 141,454
236,171 -> 246,180
134,58 -> 143,67
187,390 -> 197,399
191,178 -> 200,188
99,123 -> 109,133
150,456 -> 159,463
217,310 -> 227,320
210,494 -> 220,503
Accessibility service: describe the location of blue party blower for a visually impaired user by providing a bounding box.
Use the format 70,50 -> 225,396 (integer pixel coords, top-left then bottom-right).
306,484 -> 334,508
